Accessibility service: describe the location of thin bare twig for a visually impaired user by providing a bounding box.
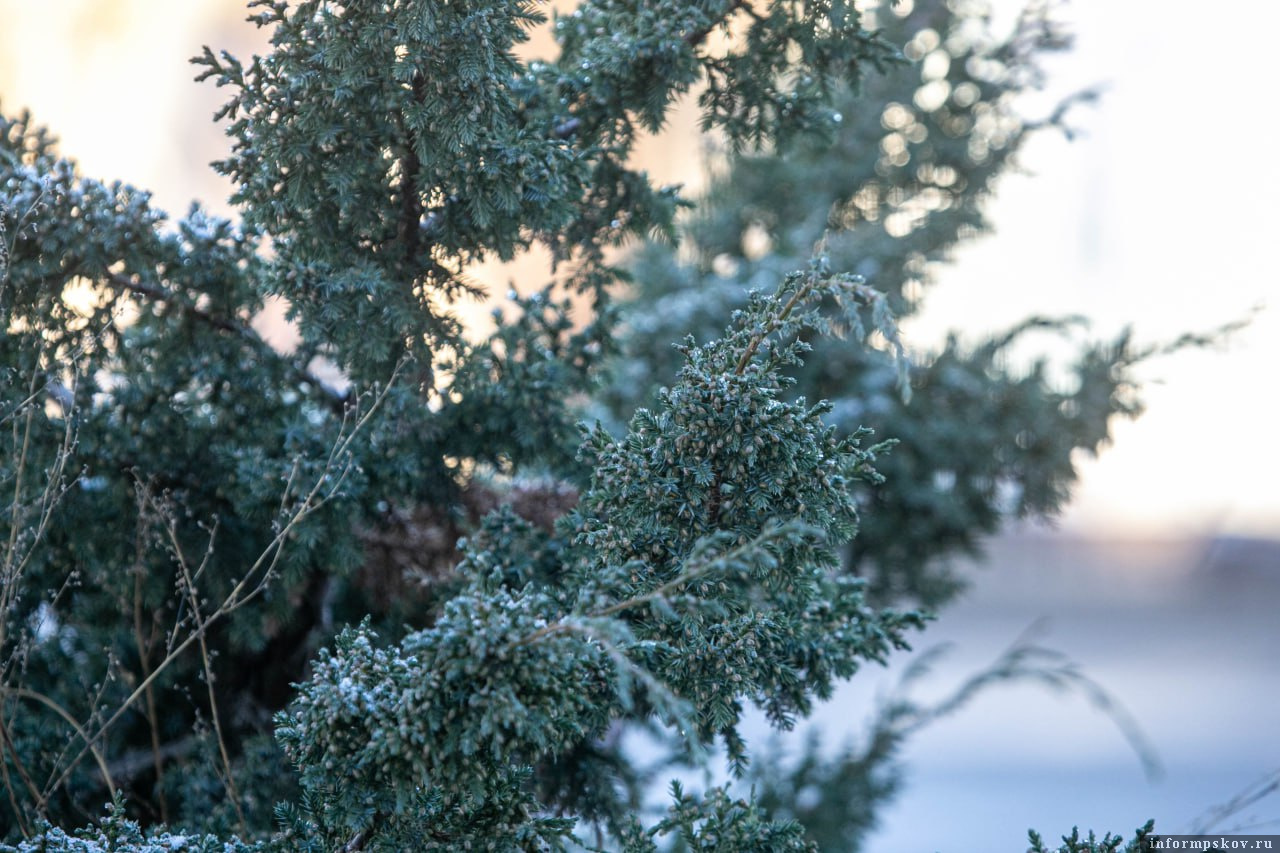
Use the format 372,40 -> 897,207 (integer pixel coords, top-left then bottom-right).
164,515 -> 248,835
0,713 -> 39,835
0,686 -> 115,795
41,361 -> 405,800
104,271 -> 350,411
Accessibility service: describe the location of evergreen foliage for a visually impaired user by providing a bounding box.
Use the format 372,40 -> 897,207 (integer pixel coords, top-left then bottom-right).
1026,821 -> 1155,853
600,0 -> 1141,608
1,0 -> 1169,849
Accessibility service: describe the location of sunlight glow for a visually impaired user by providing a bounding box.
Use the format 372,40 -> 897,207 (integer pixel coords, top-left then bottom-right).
2,0 -> 1276,540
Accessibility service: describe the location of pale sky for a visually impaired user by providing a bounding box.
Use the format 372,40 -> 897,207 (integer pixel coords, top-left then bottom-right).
909,1 -> 1280,538
2,0 -> 1276,540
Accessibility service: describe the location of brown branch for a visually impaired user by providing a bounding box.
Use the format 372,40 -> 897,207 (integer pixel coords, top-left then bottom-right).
104,271 -> 350,412
342,827 -> 372,852
686,0 -> 756,48
552,117 -> 582,139
511,531 -> 765,650
733,275 -> 814,376
100,735 -> 199,787
706,473 -> 723,528
42,364 -> 403,800
109,273 -> 245,335
0,714 -> 41,832
399,73 -> 426,264
132,562 -> 169,824
168,518 -> 248,835
0,686 -> 116,797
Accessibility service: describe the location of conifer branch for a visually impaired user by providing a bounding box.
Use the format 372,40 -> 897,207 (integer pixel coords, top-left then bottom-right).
514,524 -> 805,649
0,687 -> 115,800
685,0 -> 755,48
397,72 -> 426,266
0,0 -> 1186,846
0,715 -> 40,833
130,555 -> 169,824
165,516 -> 249,835
99,736 -> 198,788
103,271 -> 350,410
733,274 -> 816,375
106,272 -> 245,336
39,364 -> 403,802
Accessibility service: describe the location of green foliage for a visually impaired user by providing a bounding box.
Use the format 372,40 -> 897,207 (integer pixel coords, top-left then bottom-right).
601,0 -> 1145,607
639,782 -> 817,852
9,796 -> 262,852
266,273 -> 922,848
1026,821 -> 1155,853
569,263 -> 920,762
2,0 -> 1167,849
747,730 -> 899,852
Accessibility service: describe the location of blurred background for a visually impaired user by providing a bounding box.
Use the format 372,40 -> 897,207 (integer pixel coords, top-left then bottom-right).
2,1 -> 1276,849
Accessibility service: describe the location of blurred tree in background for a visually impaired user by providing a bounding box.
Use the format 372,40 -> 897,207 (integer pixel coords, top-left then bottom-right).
601,0 -> 1141,610
1,0 -> 1155,849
